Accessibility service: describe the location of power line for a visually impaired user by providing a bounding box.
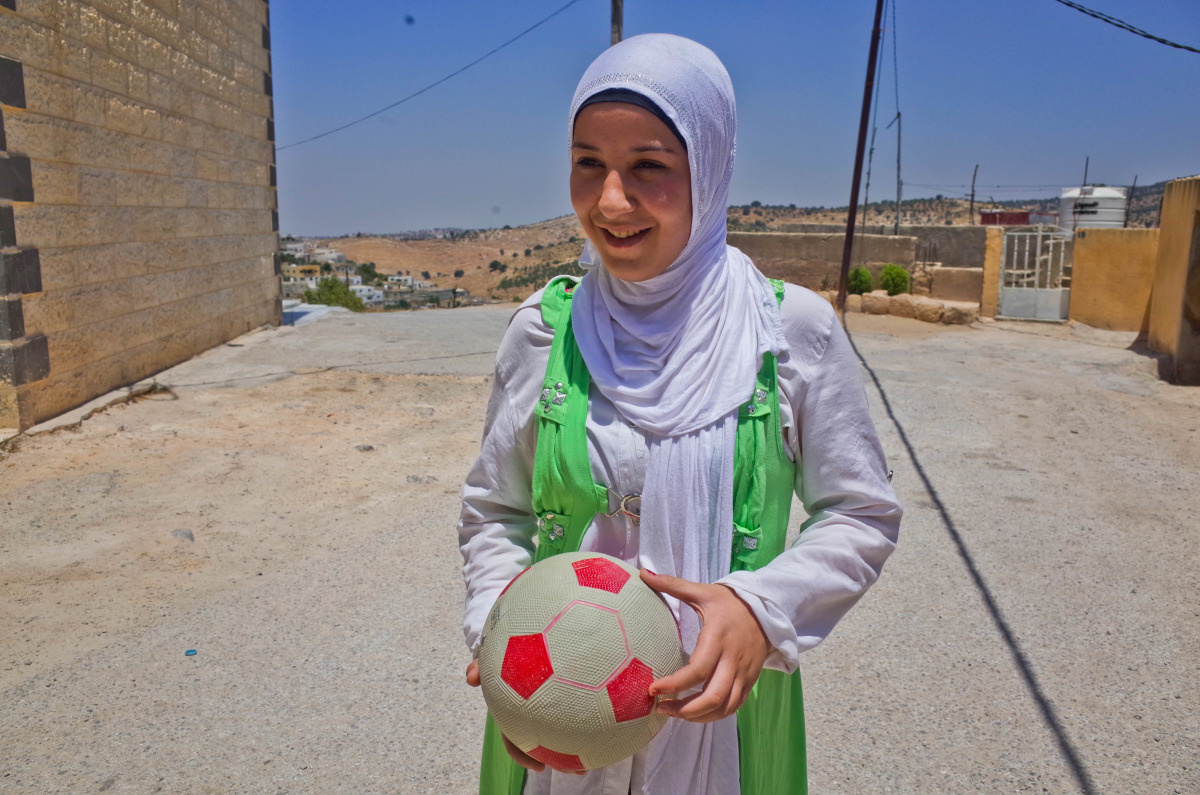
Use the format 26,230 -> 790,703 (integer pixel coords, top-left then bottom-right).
1047,0 -> 1200,54
277,0 -> 586,151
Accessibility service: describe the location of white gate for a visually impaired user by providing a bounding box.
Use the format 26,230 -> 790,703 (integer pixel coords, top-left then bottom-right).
999,226 -> 1072,321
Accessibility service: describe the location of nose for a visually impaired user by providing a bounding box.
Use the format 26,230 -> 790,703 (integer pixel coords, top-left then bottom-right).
597,169 -> 634,217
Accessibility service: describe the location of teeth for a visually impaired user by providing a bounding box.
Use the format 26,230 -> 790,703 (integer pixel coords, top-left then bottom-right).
608,229 -> 644,239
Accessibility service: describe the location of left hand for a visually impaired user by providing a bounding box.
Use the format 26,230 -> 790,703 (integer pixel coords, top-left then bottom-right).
640,569 -> 772,723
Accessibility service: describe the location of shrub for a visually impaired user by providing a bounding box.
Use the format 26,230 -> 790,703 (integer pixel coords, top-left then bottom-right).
879,263 -> 910,296
847,266 -> 873,295
303,277 -> 365,311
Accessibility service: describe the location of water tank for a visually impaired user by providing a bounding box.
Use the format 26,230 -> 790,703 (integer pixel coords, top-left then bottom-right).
1059,186 -> 1127,233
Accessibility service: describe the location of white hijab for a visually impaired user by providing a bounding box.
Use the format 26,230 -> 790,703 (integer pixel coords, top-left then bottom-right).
568,35 -> 788,793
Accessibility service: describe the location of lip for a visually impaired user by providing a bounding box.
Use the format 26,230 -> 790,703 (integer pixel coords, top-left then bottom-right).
599,226 -> 651,248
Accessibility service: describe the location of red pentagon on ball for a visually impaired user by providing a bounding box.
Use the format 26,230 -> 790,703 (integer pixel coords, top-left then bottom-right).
501,633 -> 553,699
527,746 -> 586,773
571,557 -> 631,594
606,657 -> 656,722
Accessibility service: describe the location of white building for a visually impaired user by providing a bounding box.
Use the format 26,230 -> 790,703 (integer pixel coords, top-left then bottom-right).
312,248 -> 347,264
350,284 -> 384,308
282,241 -> 314,257
387,274 -> 414,286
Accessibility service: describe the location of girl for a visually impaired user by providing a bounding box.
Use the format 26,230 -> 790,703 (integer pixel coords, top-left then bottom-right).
459,33 -> 901,795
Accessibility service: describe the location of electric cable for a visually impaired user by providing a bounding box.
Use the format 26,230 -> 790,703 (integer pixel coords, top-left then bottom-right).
277,0 -> 586,151
1047,0 -> 1200,54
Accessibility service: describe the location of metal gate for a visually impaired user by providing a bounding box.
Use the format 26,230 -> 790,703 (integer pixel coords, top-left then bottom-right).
999,226 -> 1072,321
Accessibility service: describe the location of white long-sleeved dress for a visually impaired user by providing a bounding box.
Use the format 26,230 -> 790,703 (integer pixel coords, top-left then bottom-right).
458,283 -> 902,795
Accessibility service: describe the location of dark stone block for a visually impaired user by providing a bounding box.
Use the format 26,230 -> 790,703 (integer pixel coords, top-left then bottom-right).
0,333 -> 49,385
271,210 -> 278,231
266,118 -> 274,141
0,205 -> 13,247
0,248 -> 41,294
0,57 -> 25,109
0,296 -> 23,340
0,0 -> 16,11
269,163 -> 276,186
263,71 -> 272,96
0,107 -> 6,151
272,252 -> 281,275
0,155 -> 34,201
16,333 -> 47,383
262,24 -> 270,50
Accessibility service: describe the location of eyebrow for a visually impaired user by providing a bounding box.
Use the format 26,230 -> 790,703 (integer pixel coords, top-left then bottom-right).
571,142 -> 681,155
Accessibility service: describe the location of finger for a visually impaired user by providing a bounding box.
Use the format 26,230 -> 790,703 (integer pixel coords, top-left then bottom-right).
662,660 -> 737,722
502,733 -> 545,773
649,656 -> 712,698
465,660 -> 481,687
640,569 -> 710,606
648,621 -> 724,697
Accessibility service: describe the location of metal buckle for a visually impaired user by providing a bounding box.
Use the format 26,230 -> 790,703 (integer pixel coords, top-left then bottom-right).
603,487 -> 641,525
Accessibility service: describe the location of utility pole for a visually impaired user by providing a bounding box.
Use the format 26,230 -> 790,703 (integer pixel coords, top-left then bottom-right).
836,0 -> 887,313
611,0 -> 623,46
1082,156 -> 1089,187
1124,174 -> 1137,227
968,164 -> 979,224
891,111 -> 902,234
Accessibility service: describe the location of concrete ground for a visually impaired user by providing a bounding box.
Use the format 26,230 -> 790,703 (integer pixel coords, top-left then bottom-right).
2,305 -> 1198,793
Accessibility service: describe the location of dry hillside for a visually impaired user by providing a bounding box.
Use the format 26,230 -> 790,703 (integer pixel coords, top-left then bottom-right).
322,216 -> 585,301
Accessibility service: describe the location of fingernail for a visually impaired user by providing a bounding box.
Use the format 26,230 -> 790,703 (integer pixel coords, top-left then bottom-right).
645,568 -> 657,575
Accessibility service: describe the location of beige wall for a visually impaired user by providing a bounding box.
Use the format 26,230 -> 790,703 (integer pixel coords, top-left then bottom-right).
728,231 -> 916,289
1069,228 -> 1159,332
928,265 -> 983,303
1,0 -> 279,429
979,227 -> 1004,317
1147,176 -> 1200,384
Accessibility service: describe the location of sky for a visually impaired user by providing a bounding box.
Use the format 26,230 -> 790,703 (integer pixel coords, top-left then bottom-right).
271,0 -> 1200,237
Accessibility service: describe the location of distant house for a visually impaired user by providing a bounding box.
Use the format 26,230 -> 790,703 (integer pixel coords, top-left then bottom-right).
387,274 -> 414,286
282,242 -> 314,258
350,285 -> 384,308
282,264 -> 321,280
312,248 -> 347,264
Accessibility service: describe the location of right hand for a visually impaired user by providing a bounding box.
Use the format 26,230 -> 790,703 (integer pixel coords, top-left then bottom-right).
466,660 -> 581,774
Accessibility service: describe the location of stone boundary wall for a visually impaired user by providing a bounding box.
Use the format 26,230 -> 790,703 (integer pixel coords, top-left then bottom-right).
728,231 -> 916,289
778,223 -> 987,269
1,0 -> 279,430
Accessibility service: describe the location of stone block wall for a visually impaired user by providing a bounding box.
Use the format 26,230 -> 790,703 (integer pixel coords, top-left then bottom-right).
778,223 -> 987,268
728,231 -> 916,289
1,0 -> 279,431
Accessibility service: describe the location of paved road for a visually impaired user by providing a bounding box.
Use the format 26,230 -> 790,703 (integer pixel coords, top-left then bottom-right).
2,305 -> 1197,793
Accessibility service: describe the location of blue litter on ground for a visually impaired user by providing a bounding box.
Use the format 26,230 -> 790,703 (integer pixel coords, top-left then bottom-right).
185,649 -> 197,656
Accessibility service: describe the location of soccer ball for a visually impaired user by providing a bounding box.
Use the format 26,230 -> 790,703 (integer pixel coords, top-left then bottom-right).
477,552 -> 686,773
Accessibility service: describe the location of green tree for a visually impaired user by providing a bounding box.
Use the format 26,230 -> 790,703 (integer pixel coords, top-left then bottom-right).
356,262 -> 380,284
879,263 -> 910,296
452,269 -> 465,307
303,277 -> 365,311
847,267 -> 873,295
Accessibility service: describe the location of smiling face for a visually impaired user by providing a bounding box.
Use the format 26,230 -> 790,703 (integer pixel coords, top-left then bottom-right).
570,102 -> 693,283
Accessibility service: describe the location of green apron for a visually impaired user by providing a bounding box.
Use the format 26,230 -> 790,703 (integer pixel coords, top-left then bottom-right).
479,276 -> 806,794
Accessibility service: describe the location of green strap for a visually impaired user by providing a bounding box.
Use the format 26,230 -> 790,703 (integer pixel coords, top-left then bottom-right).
529,276 -> 608,562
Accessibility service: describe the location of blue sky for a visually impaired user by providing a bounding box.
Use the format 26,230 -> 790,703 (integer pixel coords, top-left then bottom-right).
271,0 -> 1200,236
